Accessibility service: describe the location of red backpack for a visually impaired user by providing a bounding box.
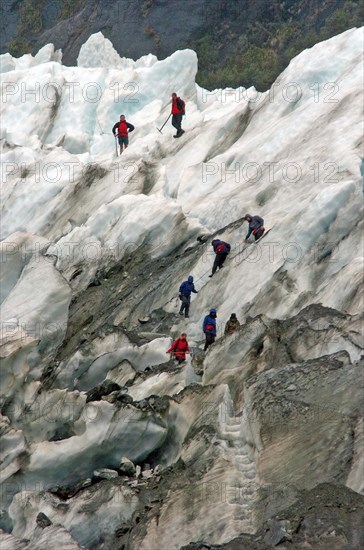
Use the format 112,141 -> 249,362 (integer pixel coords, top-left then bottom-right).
118,121 -> 128,137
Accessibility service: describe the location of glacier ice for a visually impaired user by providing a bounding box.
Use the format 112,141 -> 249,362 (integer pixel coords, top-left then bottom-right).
0,27 -> 363,549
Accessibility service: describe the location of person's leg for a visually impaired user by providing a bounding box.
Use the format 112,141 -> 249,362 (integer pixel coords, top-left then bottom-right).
254,227 -> 264,241
211,256 -> 219,275
173,114 -> 183,136
204,335 -> 209,351
204,333 -> 215,351
185,301 -> 190,318
172,115 -> 179,136
183,296 -> 190,318
218,253 -> 228,269
122,137 -> 129,153
180,295 -> 187,315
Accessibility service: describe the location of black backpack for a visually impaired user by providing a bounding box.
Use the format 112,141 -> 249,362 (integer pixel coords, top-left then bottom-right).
177,98 -> 185,115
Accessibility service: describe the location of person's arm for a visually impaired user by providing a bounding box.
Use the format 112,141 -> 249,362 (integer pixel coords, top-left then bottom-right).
112,123 -> 118,135
127,122 -> 135,132
192,284 -> 198,294
202,317 -> 207,333
245,225 -> 252,240
224,322 -> 229,335
167,339 -> 178,353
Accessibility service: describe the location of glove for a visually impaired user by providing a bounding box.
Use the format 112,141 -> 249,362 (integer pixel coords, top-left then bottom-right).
179,293 -> 182,299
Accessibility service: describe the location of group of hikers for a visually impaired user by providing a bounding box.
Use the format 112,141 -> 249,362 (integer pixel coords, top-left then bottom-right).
112,92 -> 185,154
111,98 -> 266,364
167,310 -> 241,363
167,214 -> 265,363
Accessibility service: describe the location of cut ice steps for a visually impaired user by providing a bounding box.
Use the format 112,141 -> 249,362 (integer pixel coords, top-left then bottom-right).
218,410 -> 258,533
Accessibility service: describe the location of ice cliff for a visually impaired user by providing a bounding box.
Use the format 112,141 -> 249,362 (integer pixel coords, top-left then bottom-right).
0,28 -> 363,549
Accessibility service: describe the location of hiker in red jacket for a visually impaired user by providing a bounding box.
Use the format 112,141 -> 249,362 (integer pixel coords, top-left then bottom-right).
171,92 -> 185,138
112,114 -> 135,154
167,332 -> 189,364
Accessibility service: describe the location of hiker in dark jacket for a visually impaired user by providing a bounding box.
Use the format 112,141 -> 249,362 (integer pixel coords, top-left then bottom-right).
209,239 -> 231,277
225,313 -> 240,335
203,308 -> 217,351
244,214 -> 265,241
112,114 -> 135,154
179,275 -> 198,318
171,92 -> 185,138
167,332 -> 189,364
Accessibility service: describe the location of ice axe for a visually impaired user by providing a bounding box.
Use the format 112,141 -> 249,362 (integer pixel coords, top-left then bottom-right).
114,134 -> 118,157
157,114 -> 171,134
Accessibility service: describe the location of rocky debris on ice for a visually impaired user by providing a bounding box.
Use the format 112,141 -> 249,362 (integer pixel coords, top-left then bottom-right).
93,468 -> 119,480
86,379 -> 121,402
35,512 -> 52,528
119,457 -> 136,477
181,484 -> 364,550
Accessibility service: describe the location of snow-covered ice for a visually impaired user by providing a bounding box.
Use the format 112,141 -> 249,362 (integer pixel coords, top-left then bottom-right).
0,27 -> 363,549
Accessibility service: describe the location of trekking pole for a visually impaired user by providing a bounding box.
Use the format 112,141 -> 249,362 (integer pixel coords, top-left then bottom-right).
157,114 -> 171,134
114,135 -> 118,157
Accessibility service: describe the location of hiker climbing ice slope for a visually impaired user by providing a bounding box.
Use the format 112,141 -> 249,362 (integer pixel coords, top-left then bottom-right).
225,313 -> 240,335
209,239 -> 231,277
244,214 -> 265,241
112,114 -> 135,155
203,308 -> 217,351
171,92 -> 185,138
179,275 -> 198,318
167,333 -> 189,364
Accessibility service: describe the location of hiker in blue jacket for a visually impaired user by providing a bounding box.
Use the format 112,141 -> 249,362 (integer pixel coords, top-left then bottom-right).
209,239 -> 231,277
203,308 -> 217,351
244,214 -> 265,241
179,275 -> 198,318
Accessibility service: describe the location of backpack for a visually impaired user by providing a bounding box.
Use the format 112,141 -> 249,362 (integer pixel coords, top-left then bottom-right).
177,98 -> 185,115
216,242 -> 230,254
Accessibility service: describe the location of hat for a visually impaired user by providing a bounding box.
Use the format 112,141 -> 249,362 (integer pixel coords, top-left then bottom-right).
230,313 -> 237,319
244,214 -> 252,220
210,308 -> 217,314
188,275 -> 193,282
